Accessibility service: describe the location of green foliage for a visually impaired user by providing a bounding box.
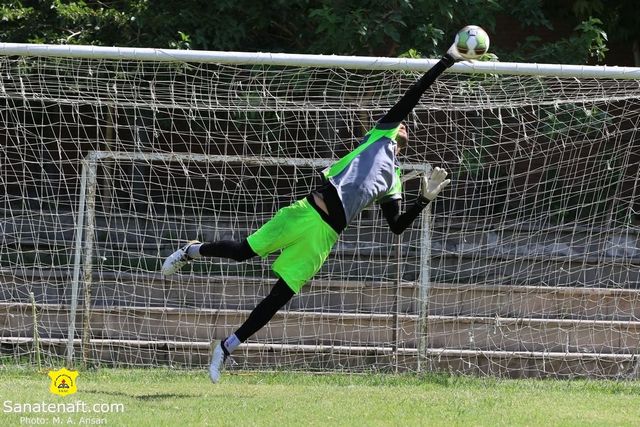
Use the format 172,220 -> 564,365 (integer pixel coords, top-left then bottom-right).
0,0 -> 628,64
511,17 -> 608,64
476,52 -> 500,62
1,0 -> 134,45
540,103 -> 610,139
569,0 -> 639,63
169,31 -> 192,50
537,103 -> 626,224
306,0 -> 459,56
576,17 -> 609,61
507,0 -> 553,28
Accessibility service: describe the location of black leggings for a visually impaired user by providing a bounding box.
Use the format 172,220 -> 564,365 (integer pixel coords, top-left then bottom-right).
235,278 -> 294,342
200,239 -> 295,343
200,239 -> 257,261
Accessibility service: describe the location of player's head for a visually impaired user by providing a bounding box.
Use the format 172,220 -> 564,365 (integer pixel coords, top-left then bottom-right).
396,122 -> 408,154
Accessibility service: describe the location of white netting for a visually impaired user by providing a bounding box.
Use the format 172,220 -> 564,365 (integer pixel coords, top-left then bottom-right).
1,51 -> 639,377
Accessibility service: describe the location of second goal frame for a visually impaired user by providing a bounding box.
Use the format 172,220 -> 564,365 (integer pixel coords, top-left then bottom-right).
68,150 -> 434,368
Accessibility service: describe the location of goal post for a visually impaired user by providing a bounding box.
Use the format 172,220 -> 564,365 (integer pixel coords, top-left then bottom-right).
1,42 -> 639,377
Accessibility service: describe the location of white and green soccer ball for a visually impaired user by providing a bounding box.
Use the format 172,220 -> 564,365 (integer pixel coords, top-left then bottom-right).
454,25 -> 490,59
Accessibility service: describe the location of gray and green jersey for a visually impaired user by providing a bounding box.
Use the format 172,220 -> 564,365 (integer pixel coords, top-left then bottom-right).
323,121 -> 403,225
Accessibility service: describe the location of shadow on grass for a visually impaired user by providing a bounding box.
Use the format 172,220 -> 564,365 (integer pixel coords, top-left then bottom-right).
82,389 -> 199,401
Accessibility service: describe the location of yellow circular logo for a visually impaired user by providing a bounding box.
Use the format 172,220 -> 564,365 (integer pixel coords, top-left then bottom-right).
48,368 -> 79,396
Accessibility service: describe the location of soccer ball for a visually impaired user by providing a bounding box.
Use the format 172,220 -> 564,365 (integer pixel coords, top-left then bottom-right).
454,25 -> 490,59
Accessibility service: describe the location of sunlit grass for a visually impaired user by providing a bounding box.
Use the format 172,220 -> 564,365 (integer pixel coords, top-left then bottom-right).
2,367 -> 640,426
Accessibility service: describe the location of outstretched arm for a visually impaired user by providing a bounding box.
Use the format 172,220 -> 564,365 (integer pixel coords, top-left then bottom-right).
381,167 -> 451,235
381,199 -> 426,235
379,52 -> 457,124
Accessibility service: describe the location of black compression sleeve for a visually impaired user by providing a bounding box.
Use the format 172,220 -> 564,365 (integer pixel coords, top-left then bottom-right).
379,54 -> 455,124
234,278 -> 294,342
380,198 -> 429,235
199,239 -> 257,261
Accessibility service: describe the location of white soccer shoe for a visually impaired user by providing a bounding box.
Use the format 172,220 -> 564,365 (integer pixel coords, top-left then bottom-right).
209,340 -> 228,383
161,240 -> 200,276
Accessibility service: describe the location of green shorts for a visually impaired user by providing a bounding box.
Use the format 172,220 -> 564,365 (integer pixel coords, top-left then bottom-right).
246,198 -> 339,293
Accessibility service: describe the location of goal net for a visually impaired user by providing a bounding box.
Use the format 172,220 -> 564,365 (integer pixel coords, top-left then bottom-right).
1,45 -> 639,378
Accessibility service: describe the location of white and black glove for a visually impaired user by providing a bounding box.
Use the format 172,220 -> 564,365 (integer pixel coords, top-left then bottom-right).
446,43 -> 465,62
419,167 -> 451,203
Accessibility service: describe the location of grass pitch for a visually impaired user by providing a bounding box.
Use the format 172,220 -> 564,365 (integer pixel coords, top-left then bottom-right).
2,366 -> 640,426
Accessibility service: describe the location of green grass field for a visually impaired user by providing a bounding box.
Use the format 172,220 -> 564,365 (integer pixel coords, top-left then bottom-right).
2,366 -> 640,426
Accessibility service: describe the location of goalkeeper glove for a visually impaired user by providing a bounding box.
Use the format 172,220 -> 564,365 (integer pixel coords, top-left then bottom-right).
419,167 -> 451,203
446,43 -> 465,63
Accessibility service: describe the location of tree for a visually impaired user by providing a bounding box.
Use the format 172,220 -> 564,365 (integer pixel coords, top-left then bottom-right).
568,0 -> 640,65
0,0 -> 633,65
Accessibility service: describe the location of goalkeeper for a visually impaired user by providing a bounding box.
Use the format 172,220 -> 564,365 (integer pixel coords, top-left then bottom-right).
162,47 -> 460,383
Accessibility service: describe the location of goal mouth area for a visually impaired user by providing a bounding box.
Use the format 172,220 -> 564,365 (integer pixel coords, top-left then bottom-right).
2,44 -> 639,378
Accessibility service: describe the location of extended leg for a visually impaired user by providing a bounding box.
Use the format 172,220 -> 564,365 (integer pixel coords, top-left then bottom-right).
161,239 -> 257,276
209,278 -> 294,383
233,278 -> 294,342
196,240 -> 256,261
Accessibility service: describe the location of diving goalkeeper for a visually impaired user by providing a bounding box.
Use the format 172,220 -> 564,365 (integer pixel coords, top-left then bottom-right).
162,47 -> 460,383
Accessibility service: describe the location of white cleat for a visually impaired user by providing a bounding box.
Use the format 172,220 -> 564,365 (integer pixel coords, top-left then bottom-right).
161,240 -> 200,276
209,340 -> 227,384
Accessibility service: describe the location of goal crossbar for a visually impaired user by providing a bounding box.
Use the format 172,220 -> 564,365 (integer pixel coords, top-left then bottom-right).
2,42 -> 640,79
85,150 -> 429,179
